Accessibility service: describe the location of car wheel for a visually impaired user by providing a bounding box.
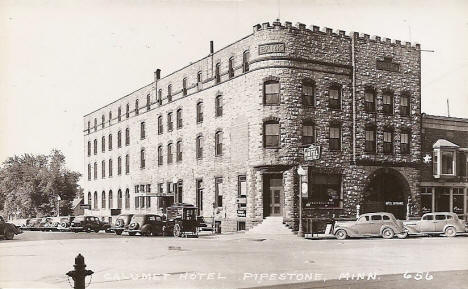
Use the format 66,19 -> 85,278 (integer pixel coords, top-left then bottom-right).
5,230 -> 14,240
397,232 -> 408,239
444,226 -> 456,237
173,224 -> 181,238
94,228 -> 100,233
128,232 -> 136,236
335,229 -> 347,240
115,230 -> 122,235
382,228 -> 395,239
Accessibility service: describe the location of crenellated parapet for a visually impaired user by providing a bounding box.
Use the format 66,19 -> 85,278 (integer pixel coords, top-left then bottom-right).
253,20 -> 420,50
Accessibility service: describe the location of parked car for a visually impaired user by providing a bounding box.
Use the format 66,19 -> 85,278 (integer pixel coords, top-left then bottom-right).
334,212 -> 407,240
165,203 -> 199,238
404,212 -> 466,237
109,214 -> 134,235
57,216 -> 75,231
0,216 -> 23,240
70,216 -> 108,233
124,214 -> 165,236
25,218 -> 43,231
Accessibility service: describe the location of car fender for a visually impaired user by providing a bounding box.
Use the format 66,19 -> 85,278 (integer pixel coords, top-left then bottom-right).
443,224 -> 459,233
380,225 -> 397,235
334,226 -> 358,237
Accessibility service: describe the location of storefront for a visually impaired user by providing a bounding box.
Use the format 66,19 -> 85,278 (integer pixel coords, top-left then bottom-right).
419,184 -> 468,220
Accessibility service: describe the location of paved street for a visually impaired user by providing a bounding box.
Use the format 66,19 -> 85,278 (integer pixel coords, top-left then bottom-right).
1,231 -> 468,288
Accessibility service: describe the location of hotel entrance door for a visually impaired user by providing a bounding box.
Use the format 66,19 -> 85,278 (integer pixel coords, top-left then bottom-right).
263,175 -> 283,217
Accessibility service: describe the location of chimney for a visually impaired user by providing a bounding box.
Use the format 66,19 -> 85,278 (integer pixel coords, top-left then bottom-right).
155,69 -> 161,80
210,41 -> 214,54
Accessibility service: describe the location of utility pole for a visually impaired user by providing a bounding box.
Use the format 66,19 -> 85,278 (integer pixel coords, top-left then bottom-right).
447,98 -> 450,117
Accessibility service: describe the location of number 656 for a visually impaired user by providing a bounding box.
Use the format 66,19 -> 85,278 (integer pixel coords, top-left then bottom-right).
403,272 -> 433,280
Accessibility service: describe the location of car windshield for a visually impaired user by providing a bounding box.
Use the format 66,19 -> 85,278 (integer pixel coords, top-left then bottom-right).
184,209 -> 197,220
383,215 -> 390,220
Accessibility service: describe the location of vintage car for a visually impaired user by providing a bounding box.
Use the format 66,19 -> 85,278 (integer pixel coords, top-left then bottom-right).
57,216 -> 75,231
70,216 -> 109,233
334,212 -> 407,240
124,214 -> 165,236
0,216 -> 23,240
165,203 -> 199,238
41,217 -> 62,231
109,214 -> 134,235
25,218 -> 43,231
404,212 -> 466,237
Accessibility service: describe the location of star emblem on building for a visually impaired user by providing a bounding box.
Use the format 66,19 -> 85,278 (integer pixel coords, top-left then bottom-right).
423,154 -> 432,164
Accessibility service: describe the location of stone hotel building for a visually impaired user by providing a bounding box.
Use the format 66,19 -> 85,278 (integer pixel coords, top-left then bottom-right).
83,21 -> 422,231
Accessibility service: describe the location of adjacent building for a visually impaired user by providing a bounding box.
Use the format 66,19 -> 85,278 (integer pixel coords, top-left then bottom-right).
83,21 -> 423,231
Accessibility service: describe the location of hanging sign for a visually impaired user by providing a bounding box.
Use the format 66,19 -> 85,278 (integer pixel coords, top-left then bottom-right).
304,145 -> 321,161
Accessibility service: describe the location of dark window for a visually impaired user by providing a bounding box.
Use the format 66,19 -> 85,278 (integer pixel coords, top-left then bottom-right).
435,214 -> 446,220
108,159 -> 113,177
364,89 -> 376,112
125,128 -> 130,146
93,139 -> 97,155
140,149 -> 145,168
109,111 -> 112,125
215,95 -> 223,117
302,81 -> 315,107
243,50 -> 250,72
101,160 -> 105,178
118,107 -> 122,121
196,136 -> 203,159
215,63 -> 221,83
125,154 -> 129,174
176,180 -> 183,203
135,196 -> 139,209
135,99 -> 139,115
108,134 -> 112,150
228,57 -> 234,78
117,156 -> 122,175
167,112 -> 173,131
182,78 -> 187,96
87,121 -> 90,134
158,89 -> 162,105
117,131 -> 122,148
371,215 -> 382,221
400,131 -> 410,154
400,94 -> 410,116
102,115 -> 105,128
94,118 -> 97,131
264,80 -> 280,105
383,130 -> 393,154
108,190 -> 113,209
158,146 -> 163,166
383,92 -> 393,115
125,189 -> 130,209
196,102 -> 203,123
264,121 -> 280,147
176,141 -> 182,162
102,136 -> 105,152
422,214 -> 433,221
329,86 -> 341,109
167,85 -> 172,102
197,71 -> 202,87
158,116 -> 163,134
87,141 -> 91,156
329,125 -> 341,151
302,122 -> 314,145
365,127 -> 376,153
102,191 -> 106,209
308,174 -> 342,208
167,143 -> 173,164
93,162 -> 97,179
176,109 -> 183,129
117,190 -> 122,209
126,103 -> 130,118
196,179 -> 204,215
215,131 -> 223,156
238,175 -> 247,197
383,215 -> 390,220
146,94 -> 151,111
87,164 -> 91,180
215,177 -> 223,207
94,192 -> 98,209
87,192 -> 91,206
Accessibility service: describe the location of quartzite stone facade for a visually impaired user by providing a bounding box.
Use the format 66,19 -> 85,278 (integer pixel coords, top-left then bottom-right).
83,21 -> 422,232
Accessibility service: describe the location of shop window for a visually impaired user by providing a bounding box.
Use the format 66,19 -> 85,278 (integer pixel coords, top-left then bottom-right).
400,130 -> 410,154
215,63 -> 221,83
167,112 -> 173,131
135,99 -> 139,115
176,180 -> 183,203
108,159 -> 113,177
308,174 -> 342,208
125,128 -> 130,146
176,141 -> 183,162
264,120 -> 280,148
328,86 -> 341,109
453,188 -> 464,215
364,89 -> 376,112
242,50 -> 250,72
215,177 -> 223,207
118,107 -> 122,122
108,134 -> 112,150
140,149 -> 145,169
215,95 -> 223,117
117,156 -> 122,175
302,80 -> 315,107
420,187 -> 433,214
329,125 -> 341,151
383,129 -> 393,154
158,145 -> 163,166
302,122 -> 314,145
182,78 -> 187,96
196,135 -> 203,159
215,131 -> 223,156
167,85 -> 172,102
228,57 -> 234,78
383,92 -> 393,115
196,102 -> 203,123
176,109 -> 183,129
196,179 -> 204,215
435,187 -> 450,212
264,80 -> 280,105
400,93 -> 410,116
365,126 -> 376,153
117,131 -> 122,148
158,116 -> 163,134
167,143 -> 173,164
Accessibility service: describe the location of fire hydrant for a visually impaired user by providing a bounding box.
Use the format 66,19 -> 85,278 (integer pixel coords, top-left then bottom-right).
66,254 -> 94,289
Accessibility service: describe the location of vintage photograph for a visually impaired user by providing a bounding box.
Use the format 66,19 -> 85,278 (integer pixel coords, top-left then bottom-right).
1,0 -> 468,288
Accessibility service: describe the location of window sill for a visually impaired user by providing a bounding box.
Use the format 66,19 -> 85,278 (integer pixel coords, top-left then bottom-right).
264,146 -> 280,150
263,104 -> 280,107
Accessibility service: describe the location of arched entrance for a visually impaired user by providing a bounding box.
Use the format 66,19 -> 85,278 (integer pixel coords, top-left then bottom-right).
361,168 -> 410,220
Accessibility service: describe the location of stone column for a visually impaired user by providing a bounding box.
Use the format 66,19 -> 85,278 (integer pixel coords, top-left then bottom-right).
449,187 -> 454,212
431,187 -> 435,212
282,167 -> 297,229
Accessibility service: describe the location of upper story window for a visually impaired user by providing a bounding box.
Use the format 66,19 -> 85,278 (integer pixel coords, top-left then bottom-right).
328,85 -> 341,109
140,149 -> 145,169
109,111 -> 112,125
176,141 -> 182,162
87,141 -> 91,156
94,192 -> 98,209
243,50 -> 250,72
264,120 -> 280,148
117,156 -> 122,175
118,107 -> 122,122
400,130 -> 410,154
102,191 -> 106,209
329,124 -> 341,151
94,118 -> 97,131
93,162 -> 98,179
433,139 -> 459,178
117,130 -> 122,148
196,101 -> 203,123
176,109 -> 183,129
126,103 -> 130,118
87,164 -> 91,180
167,112 -> 173,131
93,139 -> 97,155
215,131 -> 223,156
108,134 -> 112,150
167,143 -> 173,164
101,136 -> 105,152
383,129 -> 393,154
302,121 -> 314,145
215,95 -> 223,117
228,57 -> 234,78
196,135 -> 204,159
135,99 -> 139,115
158,89 -> 162,105
125,154 -> 130,174
102,115 -> 105,128
182,78 -> 187,96
167,85 -> 172,102
108,159 -> 113,177
197,71 -> 202,90
101,160 -> 106,178
400,93 -> 410,116
264,80 -> 280,105
383,91 -> 393,115
302,80 -> 315,107
365,126 -> 376,153
364,88 -> 376,112
158,145 -> 163,166
140,122 -> 146,139
87,121 -> 90,134
215,63 -> 221,84
146,94 -> 151,111
158,116 -> 163,134
125,128 -> 130,146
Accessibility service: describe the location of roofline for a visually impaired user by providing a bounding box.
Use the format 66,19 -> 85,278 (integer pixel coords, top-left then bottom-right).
423,113 -> 468,124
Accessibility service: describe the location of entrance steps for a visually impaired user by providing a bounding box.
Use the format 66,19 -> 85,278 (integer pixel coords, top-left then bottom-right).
245,217 -> 295,235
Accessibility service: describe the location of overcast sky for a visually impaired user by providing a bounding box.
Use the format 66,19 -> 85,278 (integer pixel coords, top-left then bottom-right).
1,0 -> 467,180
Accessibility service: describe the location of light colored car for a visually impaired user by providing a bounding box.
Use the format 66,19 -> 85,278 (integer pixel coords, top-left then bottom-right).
334,212 -> 407,240
404,212 -> 466,237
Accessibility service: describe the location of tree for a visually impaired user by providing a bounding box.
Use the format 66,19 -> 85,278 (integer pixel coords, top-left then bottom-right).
0,150 -> 81,218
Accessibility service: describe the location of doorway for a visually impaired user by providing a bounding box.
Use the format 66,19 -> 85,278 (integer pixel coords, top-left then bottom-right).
263,174 -> 284,217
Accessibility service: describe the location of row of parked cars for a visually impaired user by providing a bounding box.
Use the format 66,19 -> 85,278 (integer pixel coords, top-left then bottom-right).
333,212 -> 468,240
